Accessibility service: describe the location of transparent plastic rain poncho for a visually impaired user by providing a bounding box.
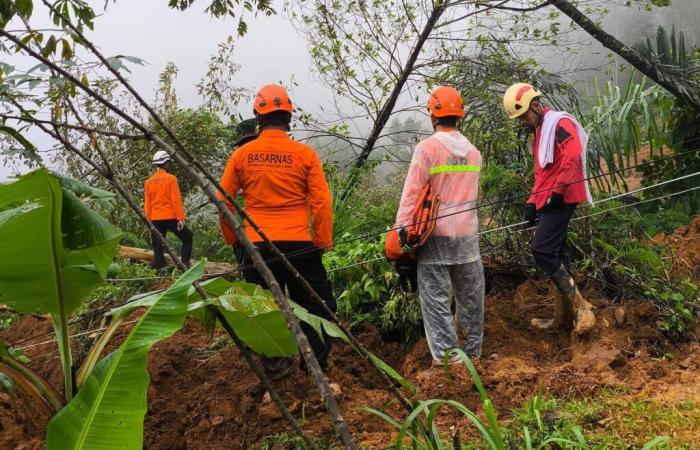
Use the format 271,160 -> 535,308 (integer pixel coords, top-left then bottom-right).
395,130 -> 482,265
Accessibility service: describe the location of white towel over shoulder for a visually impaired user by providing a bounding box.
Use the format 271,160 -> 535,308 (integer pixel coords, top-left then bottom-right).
537,111 -> 594,205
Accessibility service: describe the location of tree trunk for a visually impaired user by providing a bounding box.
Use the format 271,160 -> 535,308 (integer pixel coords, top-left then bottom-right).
550,0 -> 700,110
117,246 -> 235,275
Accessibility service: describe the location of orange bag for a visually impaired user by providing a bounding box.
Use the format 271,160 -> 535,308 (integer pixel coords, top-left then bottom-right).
385,184 -> 440,261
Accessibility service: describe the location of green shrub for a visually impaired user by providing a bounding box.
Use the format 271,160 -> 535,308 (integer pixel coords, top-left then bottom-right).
324,238 -> 423,343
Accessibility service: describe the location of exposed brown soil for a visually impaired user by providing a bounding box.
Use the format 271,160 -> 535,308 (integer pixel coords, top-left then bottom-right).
653,214 -> 700,283
2,273 -> 699,449
2,217 -> 700,449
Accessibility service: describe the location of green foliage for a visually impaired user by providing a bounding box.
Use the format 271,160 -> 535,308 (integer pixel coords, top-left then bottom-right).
572,203 -> 699,341
0,169 -> 122,400
645,279 -> 699,342
634,26 -> 700,211
166,0 -> 275,33
0,371 -> 13,393
580,75 -> 675,191
365,350 -> 669,449
324,238 -> 423,343
46,262 -> 204,450
509,393 -> 674,450
256,433 -> 333,450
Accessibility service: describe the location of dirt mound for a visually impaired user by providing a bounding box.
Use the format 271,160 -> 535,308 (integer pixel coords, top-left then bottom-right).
653,214 -> 700,282
1,277 -> 699,449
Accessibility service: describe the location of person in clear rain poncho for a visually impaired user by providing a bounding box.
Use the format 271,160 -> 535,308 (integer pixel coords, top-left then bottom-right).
395,86 -> 485,366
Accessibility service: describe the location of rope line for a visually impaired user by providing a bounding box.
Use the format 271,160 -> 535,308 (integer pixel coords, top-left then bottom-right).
228,147 -> 700,270
324,184 -> 700,274
9,184 -> 698,352
14,320 -> 140,351
105,161 -> 700,282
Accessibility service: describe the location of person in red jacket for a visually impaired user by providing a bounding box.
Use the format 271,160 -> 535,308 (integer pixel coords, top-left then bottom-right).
218,84 -> 335,380
504,83 -> 595,335
144,151 -> 192,269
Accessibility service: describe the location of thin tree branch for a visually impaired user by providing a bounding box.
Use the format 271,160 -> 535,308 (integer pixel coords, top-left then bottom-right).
549,0 -> 700,110
0,113 -> 145,140
23,102 -> 321,450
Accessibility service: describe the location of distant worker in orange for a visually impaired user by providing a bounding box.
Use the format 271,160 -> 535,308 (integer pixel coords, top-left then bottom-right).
144,151 -> 193,269
218,84 -> 335,380
503,82 -> 595,334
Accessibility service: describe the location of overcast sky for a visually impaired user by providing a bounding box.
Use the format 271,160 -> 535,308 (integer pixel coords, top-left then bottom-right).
1,0 -> 328,180
1,0 -> 697,181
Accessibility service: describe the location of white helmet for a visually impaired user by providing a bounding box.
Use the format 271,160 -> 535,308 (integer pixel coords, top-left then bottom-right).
152,150 -> 171,165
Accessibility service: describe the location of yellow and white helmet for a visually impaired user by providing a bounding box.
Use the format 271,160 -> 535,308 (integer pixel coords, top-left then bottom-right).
503,83 -> 542,119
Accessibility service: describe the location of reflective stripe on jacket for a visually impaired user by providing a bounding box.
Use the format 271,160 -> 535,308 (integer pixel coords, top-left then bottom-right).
529,108 -> 589,210
144,169 -> 185,221
396,130 -> 481,265
218,129 -> 333,248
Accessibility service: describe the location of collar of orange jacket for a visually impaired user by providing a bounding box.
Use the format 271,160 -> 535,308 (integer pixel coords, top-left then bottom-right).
258,128 -> 289,139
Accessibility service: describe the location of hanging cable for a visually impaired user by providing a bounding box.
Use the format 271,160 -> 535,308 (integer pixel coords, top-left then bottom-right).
102,148 -> 700,281
324,183 -> 700,274
229,147 -> 700,269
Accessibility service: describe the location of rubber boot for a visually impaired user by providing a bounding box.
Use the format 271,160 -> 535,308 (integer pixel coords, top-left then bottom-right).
550,265 -> 596,335
531,282 -> 574,331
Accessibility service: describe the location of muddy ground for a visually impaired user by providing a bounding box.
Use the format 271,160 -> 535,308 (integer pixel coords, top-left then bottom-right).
1,219 -> 699,449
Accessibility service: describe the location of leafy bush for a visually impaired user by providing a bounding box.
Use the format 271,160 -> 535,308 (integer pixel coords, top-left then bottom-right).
324,238 -> 423,343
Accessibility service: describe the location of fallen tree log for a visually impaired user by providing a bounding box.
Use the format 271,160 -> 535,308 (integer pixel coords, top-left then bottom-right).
118,246 -> 236,275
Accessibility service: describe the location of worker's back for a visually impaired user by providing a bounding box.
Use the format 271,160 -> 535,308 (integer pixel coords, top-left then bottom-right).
397,130 -> 481,265
144,169 -> 184,221
220,128 -> 332,247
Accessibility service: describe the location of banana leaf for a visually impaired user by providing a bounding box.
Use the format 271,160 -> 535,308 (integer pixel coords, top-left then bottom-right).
114,278 -> 416,391
214,282 -> 298,357
57,175 -> 117,213
45,261 -> 205,450
0,169 -> 121,315
0,169 -> 122,399
115,279 -> 299,357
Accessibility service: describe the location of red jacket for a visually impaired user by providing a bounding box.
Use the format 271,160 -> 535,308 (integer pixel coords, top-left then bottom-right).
144,169 -> 186,221
528,108 -> 588,210
218,129 -> 333,248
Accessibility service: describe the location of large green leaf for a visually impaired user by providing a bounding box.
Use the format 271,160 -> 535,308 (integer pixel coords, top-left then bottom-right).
0,169 -> 122,399
57,175 -> 117,213
115,278 -> 298,357
215,282 -> 298,357
45,261 -> 205,450
0,169 -> 122,315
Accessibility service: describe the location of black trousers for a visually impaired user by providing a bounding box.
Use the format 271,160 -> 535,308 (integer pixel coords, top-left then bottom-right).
532,204 -> 576,275
151,219 -> 193,269
240,241 -> 337,370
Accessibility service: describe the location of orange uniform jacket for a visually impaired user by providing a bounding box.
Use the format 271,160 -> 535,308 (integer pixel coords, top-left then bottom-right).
218,129 -> 333,249
144,169 -> 186,221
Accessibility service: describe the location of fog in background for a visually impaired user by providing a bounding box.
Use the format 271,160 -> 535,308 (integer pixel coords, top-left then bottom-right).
2,0 -> 699,180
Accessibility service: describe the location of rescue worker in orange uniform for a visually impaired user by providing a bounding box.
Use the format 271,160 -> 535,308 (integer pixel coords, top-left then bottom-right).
218,84 -> 335,379
144,151 -> 193,269
503,82 -> 596,334
396,86 -> 485,366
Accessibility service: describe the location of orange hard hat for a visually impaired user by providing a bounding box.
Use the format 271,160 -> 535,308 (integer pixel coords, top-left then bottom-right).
253,84 -> 293,115
427,86 -> 464,118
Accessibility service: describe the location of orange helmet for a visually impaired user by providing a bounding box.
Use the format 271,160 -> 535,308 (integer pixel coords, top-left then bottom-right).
427,86 -> 464,118
253,84 -> 293,115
